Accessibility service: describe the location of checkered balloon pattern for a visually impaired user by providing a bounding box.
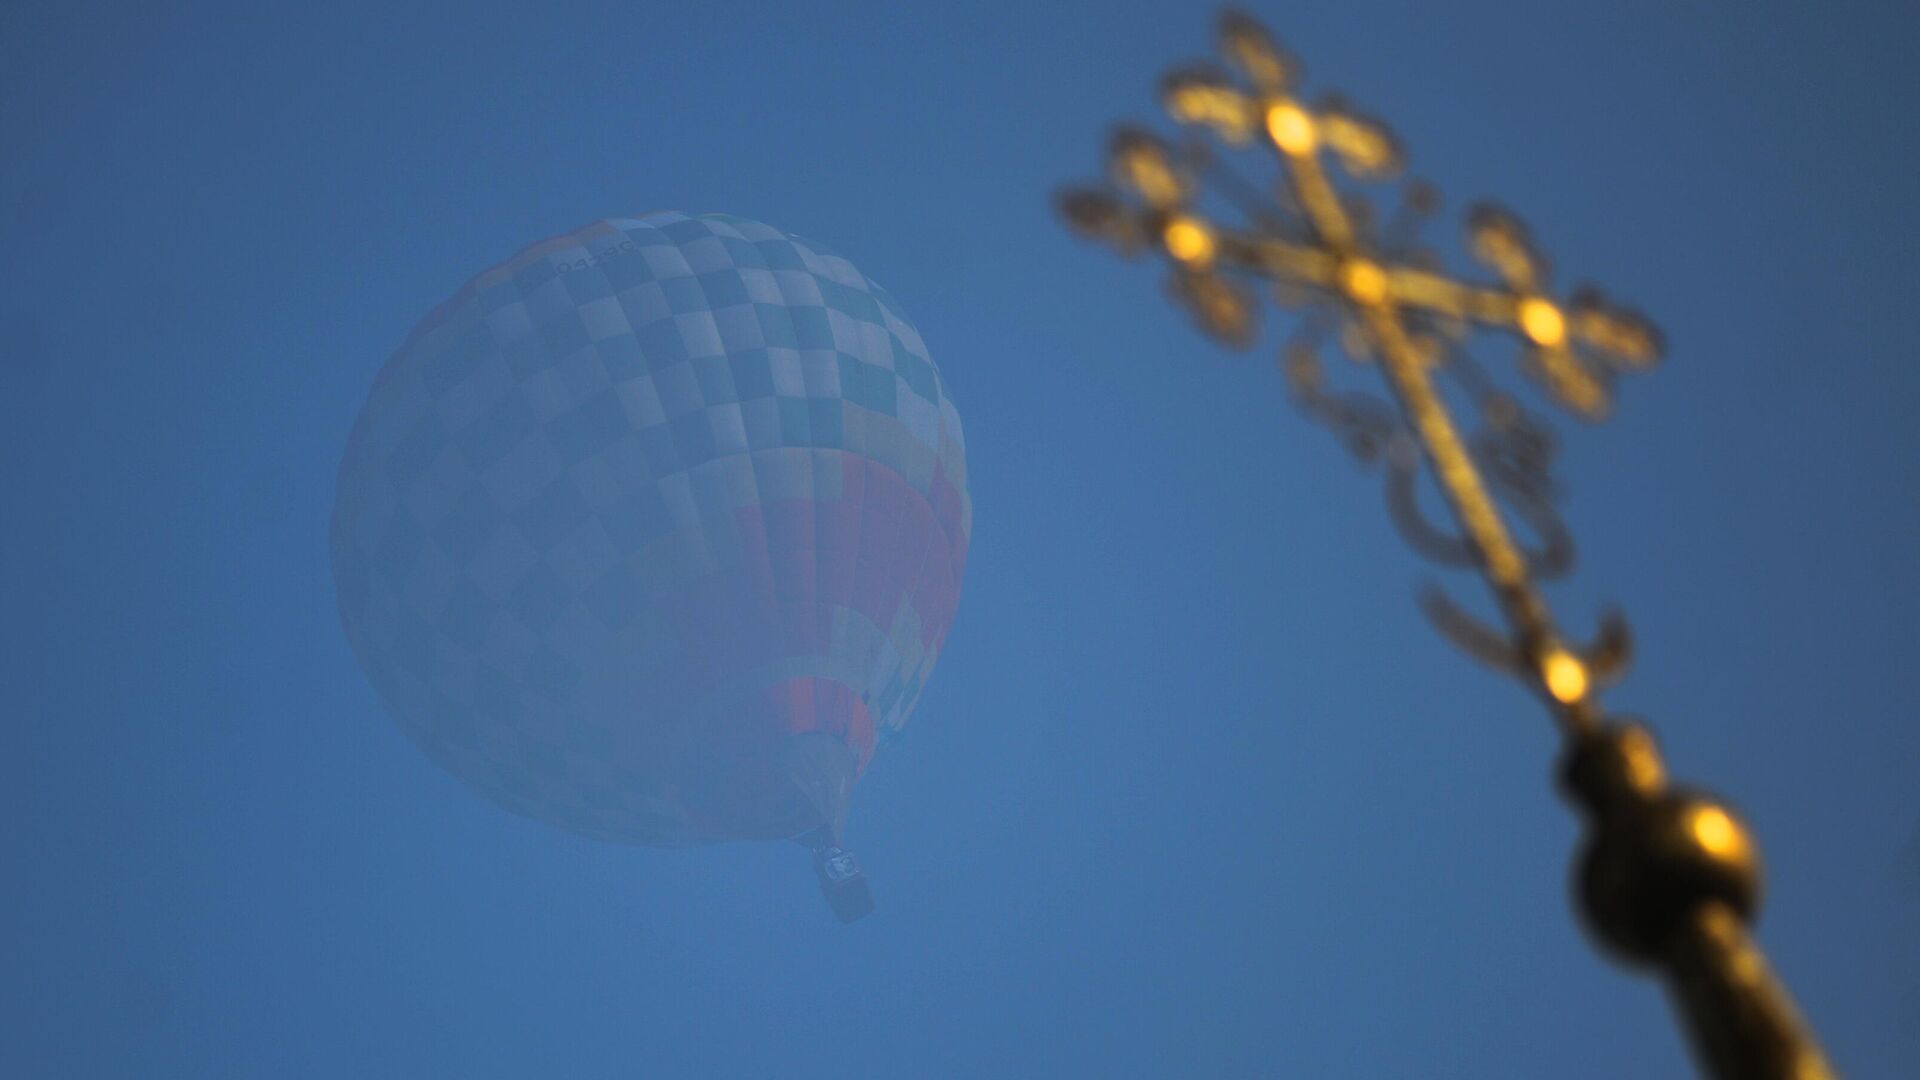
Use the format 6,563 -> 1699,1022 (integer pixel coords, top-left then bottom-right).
330,212 -> 969,845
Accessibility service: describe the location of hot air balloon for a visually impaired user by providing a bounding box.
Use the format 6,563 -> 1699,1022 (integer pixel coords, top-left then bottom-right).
330,212 -> 969,920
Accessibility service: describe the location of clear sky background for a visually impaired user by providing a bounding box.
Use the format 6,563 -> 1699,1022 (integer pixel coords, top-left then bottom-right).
4,1 -> 1917,1076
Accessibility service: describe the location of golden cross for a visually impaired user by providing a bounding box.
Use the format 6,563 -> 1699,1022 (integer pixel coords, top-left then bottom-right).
1058,11 -> 1663,734
1057,15 -> 1835,1075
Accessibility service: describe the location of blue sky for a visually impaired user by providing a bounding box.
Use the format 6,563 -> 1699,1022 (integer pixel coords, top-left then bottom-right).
3,1 -> 1917,1076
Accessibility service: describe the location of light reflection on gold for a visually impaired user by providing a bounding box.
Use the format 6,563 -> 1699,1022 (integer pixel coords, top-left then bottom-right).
1266,101 -> 1318,155
1163,215 -> 1218,266
1341,259 -> 1389,305
1688,805 -> 1749,863
1519,297 -> 1568,347
1540,647 -> 1591,705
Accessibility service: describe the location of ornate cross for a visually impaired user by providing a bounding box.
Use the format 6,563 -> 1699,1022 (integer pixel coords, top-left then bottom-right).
1058,11 -> 1835,1078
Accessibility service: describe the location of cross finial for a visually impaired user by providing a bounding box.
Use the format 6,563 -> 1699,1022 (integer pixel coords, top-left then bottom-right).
1058,9 -> 1666,727
1055,16 -> 1838,1076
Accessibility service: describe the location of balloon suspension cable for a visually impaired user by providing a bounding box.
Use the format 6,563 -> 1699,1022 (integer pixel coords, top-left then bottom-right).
1056,10 -> 1833,1078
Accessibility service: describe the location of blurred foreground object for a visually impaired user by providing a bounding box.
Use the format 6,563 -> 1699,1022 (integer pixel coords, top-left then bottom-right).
332,213 -> 970,920
1058,11 -> 1833,1077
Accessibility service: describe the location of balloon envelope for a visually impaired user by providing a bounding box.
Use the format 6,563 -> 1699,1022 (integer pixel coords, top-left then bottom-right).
331,212 -> 969,845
